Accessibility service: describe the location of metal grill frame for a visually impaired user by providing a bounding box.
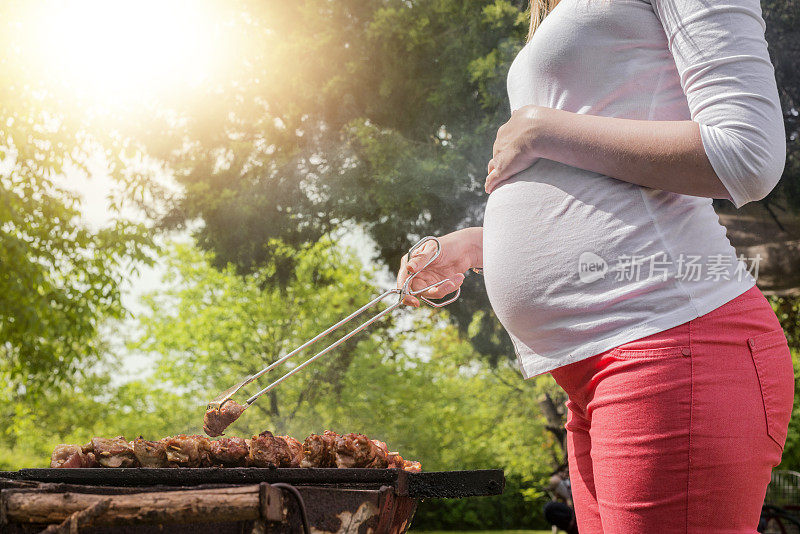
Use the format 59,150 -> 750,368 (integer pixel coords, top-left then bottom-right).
0,469 -> 504,533
2,468 -> 505,499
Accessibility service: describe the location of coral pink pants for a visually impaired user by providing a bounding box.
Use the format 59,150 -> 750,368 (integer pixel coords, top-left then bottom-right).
550,286 -> 795,533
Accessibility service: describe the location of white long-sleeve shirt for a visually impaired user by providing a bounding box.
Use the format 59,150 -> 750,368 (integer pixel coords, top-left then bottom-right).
482,0 -> 785,378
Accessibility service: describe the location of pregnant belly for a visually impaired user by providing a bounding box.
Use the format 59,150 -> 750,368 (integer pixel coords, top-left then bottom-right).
481,160 -> 669,354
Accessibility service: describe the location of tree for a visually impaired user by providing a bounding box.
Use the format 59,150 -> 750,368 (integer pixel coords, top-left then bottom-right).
0,355 -> 193,469
771,295 -> 800,470
97,0 -> 529,364
0,0 -> 155,389
762,0 -> 800,215
131,239 -> 399,436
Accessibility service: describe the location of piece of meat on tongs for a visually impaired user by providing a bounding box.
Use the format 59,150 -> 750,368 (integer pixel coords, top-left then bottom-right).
208,437 -> 250,466
334,433 -> 388,468
50,443 -> 99,468
90,437 -> 138,468
300,430 -> 339,467
203,400 -> 246,437
248,431 -> 296,467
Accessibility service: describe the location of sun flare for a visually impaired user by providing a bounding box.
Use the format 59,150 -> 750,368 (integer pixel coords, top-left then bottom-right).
27,0 -> 221,104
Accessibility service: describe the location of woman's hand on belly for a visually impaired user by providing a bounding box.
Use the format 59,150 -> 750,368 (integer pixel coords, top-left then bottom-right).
486,105 -> 546,194
485,105 -> 733,201
396,227 -> 483,307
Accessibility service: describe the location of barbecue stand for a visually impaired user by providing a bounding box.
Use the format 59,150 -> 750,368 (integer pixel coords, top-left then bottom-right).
0,468 -> 504,533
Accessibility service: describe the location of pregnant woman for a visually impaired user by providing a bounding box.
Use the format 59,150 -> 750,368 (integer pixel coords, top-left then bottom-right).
396,0 -> 794,531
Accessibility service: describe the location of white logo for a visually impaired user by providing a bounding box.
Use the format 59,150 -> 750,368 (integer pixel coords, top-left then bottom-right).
578,252 -> 607,283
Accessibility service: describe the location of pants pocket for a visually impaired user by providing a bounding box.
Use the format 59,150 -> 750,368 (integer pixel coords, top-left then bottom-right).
748,329 -> 795,453
609,346 -> 689,360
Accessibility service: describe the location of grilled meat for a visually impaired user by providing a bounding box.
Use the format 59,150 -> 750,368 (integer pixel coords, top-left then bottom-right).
387,451 -> 404,469
203,401 -> 246,437
379,442 -> 419,471
372,439 -> 388,454
280,435 -> 304,467
334,433 -> 388,468
91,437 -> 137,468
368,439 -> 389,468
300,430 -> 339,468
50,444 -> 98,468
369,439 -> 390,468
161,435 -> 212,467
402,459 -> 422,472
133,437 -> 168,468
247,431 -> 295,467
50,431 -> 420,471
208,437 -> 249,466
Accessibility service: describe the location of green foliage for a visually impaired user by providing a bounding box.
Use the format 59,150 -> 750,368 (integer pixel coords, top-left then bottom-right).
0,0 -> 156,389
771,295 -> 800,471
130,239 -> 389,436
771,295 -> 800,349
0,162 -> 155,387
98,0 -> 532,363
777,347 -> 800,471
762,0 -> 800,212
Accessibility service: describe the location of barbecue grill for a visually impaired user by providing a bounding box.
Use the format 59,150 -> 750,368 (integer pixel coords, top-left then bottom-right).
0,468 -> 504,533
0,237 -> 498,533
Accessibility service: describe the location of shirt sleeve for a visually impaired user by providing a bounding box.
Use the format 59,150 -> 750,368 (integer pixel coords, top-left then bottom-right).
651,0 -> 786,207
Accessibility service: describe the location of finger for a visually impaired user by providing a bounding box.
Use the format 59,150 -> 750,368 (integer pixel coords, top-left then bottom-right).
396,254 -> 410,289
425,281 -> 455,299
403,270 -> 433,308
401,271 -> 436,307
407,241 -> 438,274
485,167 -> 502,194
408,274 -> 444,304
402,294 -> 420,307
409,271 -> 437,294
424,273 -> 465,298
416,274 -> 450,302
487,159 -> 495,174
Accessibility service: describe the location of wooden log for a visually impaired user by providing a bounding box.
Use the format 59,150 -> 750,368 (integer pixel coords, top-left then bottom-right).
39,499 -> 110,533
4,484 -> 285,526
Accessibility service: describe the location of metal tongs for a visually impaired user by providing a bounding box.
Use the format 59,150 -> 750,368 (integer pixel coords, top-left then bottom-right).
207,236 -> 467,415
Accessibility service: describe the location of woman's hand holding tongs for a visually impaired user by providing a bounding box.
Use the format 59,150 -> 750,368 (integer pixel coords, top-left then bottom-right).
396,227 -> 484,307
